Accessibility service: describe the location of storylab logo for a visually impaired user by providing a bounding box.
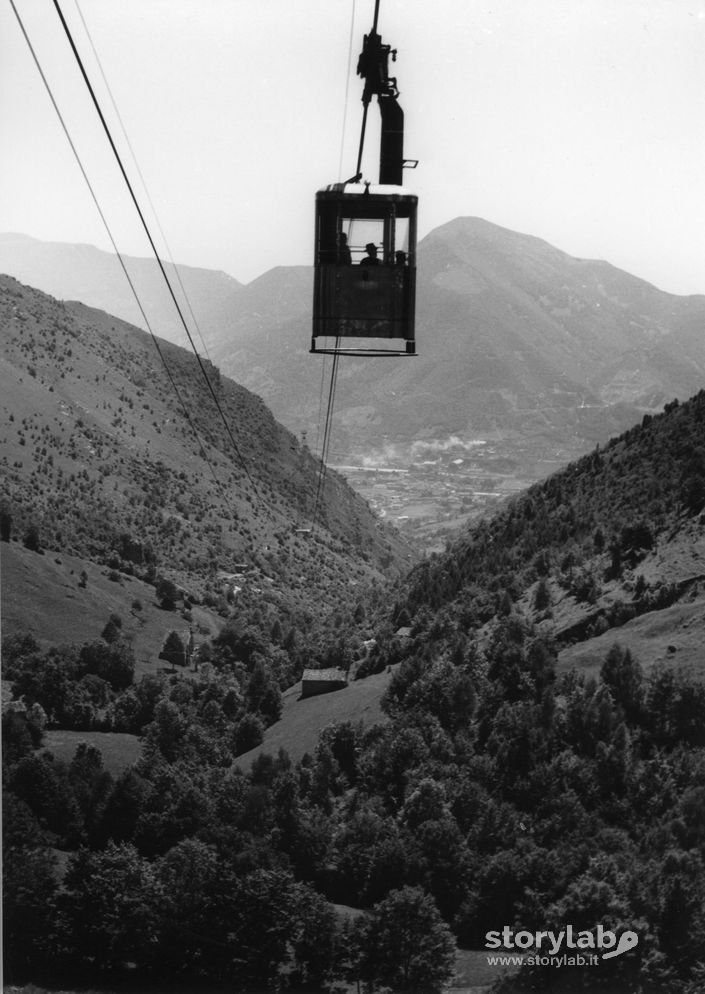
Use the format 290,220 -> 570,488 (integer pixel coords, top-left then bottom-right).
485,925 -> 639,968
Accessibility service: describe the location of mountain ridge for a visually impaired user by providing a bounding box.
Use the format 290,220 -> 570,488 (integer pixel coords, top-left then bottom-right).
4,219 -> 705,476
0,274 -> 414,660
0,232 -> 243,348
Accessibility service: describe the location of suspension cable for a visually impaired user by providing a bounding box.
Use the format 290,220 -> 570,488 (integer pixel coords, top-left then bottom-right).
353,0 -> 381,180
7,0 -> 232,511
71,0 -> 216,366
313,0 -> 385,525
50,0 -> 259,497
312,0 -> 361,526
312,343 -> 341,529
337,0 -> 357,182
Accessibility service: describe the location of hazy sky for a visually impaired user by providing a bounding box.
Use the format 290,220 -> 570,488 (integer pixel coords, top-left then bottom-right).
2,0 -> 705,293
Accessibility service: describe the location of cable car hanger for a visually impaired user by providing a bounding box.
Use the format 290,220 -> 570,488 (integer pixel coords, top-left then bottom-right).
311,0 -> 419,357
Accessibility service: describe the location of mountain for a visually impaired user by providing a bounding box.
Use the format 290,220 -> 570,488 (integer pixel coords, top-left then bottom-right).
221,387 -> 705,784
0,274 -> 413,655
391,387 -> 705,680
0,233 -> 242,348
6,273 -> 705,993
205,217 -> 705,464
5,221 -> 705,479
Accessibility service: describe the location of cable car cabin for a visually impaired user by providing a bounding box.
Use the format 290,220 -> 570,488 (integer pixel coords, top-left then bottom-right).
311,182 -> 417,356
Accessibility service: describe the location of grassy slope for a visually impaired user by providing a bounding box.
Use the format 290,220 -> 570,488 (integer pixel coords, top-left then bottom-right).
235,403 -> 705,773
1,541 -> 219,676
557,595 -> 705,679
395,391 -> 705,688
0,275 -> 413,613
551,518 -> 705,679
236,664 -> 399,768
42,729 -> 141,776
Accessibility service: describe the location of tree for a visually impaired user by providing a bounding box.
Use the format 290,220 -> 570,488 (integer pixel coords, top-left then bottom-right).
333,806 -> 408,906
216,868 -> 315,989
0,507 -> 12,542
151,838 -> 222,976
215,619 -> 270,669
533,576 -> 551,611
79,639 -> 135,690
69,743 -> 113,840
349,886 -> 456,993
156,576 -> 179,611
3,835 -> 58,979
288,881 -> 339,991
246,659 -> 282,725
317,721 -> 361,785
101,613 -> 123,644
60,842 -> 156,973
395,658 -> 477,733
23,523 -> 41,552
401,778 -> 448,830
159,630 -> 186,669
96,769 -> 150,846
78,673 -> 111,708
3,790 -> 47,851
1,631 -> 41,675
234,713 -> 264,754
601,643 -> 644,725
143,699 -> 188,763
2,709 -> 43,763
9,753 -> 83,845
656,856 -> 705,977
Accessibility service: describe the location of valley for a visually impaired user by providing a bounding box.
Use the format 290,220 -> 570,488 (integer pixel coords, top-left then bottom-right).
332,414 -> 604,554
334,443 -> 535,553
7,221 -> 705,567
4,226 -> 705,994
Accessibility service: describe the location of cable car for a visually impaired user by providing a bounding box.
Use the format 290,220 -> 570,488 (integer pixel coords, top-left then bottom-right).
313,182 -> 417,355
311,6 -> 418,357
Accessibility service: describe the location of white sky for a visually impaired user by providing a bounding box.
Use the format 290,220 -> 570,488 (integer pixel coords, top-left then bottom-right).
2,0 -> 705,293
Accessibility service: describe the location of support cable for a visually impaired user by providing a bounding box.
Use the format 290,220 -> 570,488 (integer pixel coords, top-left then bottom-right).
71,0 -> 216,366
312,343 -> 341,529
314,352 -> 329,469
352,0 -> 380,180
313,0 -> 384,524
51,0 -> 259,497
7,0 -> 232,511
313,0 -> 360,525
337,0 -> 357,182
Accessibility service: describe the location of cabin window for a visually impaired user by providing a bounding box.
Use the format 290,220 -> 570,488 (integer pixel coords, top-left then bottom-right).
313,186 -> 417,354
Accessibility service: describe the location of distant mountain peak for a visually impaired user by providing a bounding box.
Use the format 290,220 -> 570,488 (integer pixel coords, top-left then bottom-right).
420,215 -> 576,265
4,228 -> 705,498
0,232 -> 243,343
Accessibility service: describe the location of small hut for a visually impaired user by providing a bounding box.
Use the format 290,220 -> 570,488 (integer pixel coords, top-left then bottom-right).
301,667 -> 348,699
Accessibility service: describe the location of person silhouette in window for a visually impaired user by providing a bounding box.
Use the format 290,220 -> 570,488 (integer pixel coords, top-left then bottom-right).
338,232 -> 352,264
360,242 -> 380,265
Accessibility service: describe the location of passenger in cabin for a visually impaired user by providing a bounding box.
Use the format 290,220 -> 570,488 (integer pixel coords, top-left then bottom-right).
360,242 -> 380,265
395,250 -> 407,265
338,232 -> 352,264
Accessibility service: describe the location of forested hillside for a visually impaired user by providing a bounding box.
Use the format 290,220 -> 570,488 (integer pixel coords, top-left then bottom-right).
0,275 -> 412,646
5,389 -> 705,992
7,223 -> 705,471
393,390 -> 705,655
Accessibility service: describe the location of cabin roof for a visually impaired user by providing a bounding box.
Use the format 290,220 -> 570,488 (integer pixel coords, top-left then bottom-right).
317,182 -> 417,199
301,668 -> 348,683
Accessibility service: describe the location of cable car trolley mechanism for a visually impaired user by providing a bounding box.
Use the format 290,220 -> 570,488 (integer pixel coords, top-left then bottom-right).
311,1 -> 418,357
